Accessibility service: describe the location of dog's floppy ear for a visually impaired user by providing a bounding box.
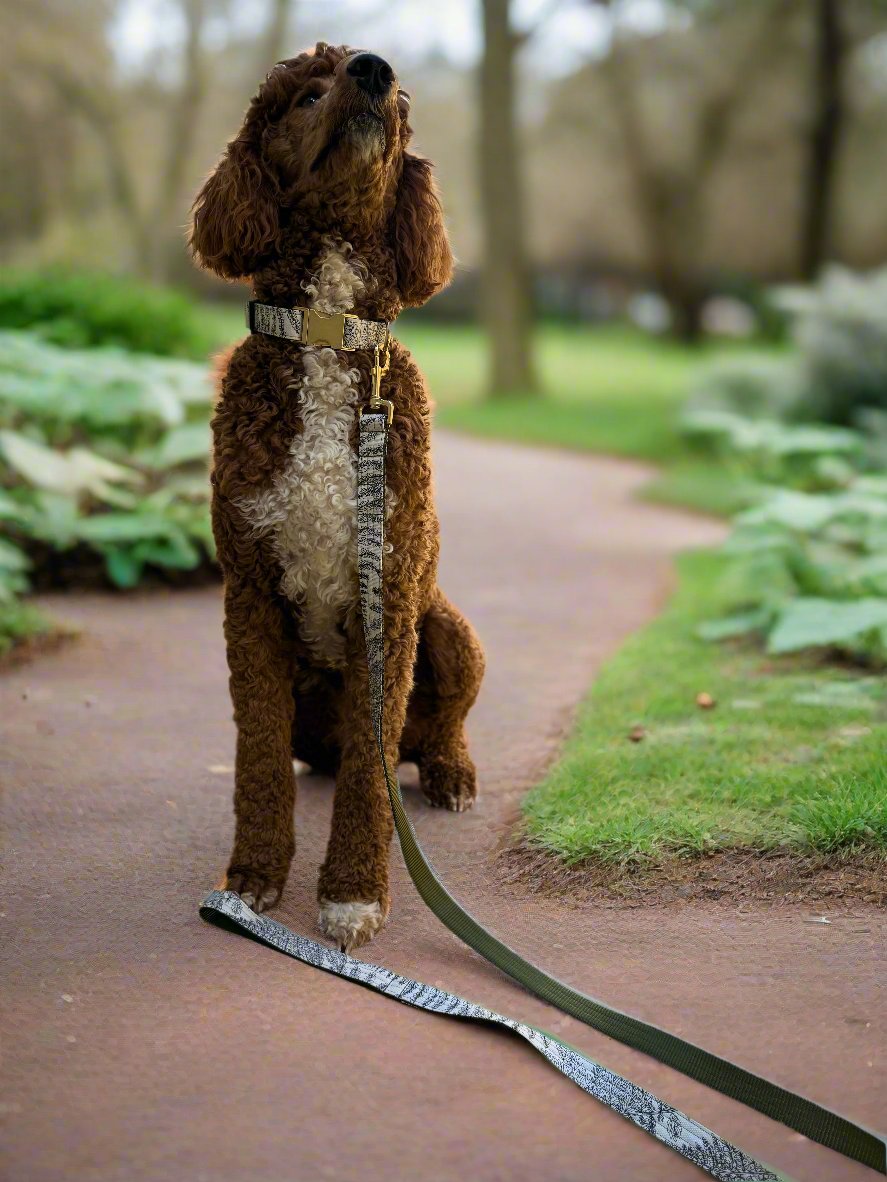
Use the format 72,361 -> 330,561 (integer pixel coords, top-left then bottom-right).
190,121 -> 281,280
391,153 -> 453,307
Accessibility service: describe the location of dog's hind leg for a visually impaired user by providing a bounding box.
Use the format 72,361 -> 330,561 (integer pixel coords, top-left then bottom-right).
402,588 -> 485,812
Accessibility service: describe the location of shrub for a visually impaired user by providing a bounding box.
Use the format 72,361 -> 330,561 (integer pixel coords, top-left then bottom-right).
0,331 -> 214,593
700,480 -> 887,665
780,267 -> 887,425
0,269 -> 226,360
680,410 -> 865,492
686,266 -> 887,429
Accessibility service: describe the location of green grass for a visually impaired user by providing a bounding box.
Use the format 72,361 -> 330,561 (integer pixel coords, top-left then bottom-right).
522,550 -> 887,864
402,323 -> 697,452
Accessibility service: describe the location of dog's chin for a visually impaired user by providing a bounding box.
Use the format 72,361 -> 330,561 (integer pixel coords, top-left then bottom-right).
342,113 -> 386,162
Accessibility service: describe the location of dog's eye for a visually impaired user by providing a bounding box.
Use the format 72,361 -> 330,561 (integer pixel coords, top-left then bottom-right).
299,93 -> 320,108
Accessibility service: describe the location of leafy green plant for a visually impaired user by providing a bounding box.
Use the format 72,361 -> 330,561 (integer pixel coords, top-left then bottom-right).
682,269 -> 887,664
0,330 -> 214,596
0,491 -> 55,660
0,330 -> 210,449
0,269 -> 229,359
703,482 -> 887,664
0,599 -> 56,660
681,409 -> 863,491
0,533 -> 30,604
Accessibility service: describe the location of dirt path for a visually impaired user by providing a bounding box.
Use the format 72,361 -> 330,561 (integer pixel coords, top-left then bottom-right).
2,433 -> 883,1182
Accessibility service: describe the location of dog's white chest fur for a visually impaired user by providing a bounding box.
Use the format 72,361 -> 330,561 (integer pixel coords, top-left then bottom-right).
238,242 -> 370,668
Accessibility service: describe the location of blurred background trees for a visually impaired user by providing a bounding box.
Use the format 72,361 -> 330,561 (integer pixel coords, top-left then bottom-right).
2,0 -> 887,362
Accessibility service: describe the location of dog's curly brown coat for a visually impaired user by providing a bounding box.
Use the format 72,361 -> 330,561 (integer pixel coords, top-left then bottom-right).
190,43 -> 484,949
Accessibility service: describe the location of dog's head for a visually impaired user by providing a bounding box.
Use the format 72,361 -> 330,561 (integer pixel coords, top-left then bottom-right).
190,42 -> 452,307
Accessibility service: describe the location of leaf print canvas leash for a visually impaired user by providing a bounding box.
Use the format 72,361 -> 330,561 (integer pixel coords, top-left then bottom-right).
201,406 -> 886,1181
200,889 -> 787,1182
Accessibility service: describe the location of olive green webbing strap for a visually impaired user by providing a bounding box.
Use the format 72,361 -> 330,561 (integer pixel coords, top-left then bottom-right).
355,409 -> 887,1178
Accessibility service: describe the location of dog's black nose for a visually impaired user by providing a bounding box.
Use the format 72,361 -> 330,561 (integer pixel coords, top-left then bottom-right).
347,53 -> 395,97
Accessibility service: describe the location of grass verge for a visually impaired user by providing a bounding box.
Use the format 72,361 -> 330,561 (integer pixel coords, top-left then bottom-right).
519,550 -> 887,877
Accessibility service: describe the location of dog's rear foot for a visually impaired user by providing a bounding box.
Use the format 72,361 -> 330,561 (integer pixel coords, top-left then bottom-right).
318,898 -> 387,952
226,870 -> 285,913
419,754 -> 477,813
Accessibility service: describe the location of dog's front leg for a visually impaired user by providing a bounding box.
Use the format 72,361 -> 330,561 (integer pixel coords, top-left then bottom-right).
317,616 -> 419,951
223,580 -> 296,912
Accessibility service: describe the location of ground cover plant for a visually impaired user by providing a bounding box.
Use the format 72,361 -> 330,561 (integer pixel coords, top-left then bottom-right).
682,414 -> 887,665
0,331 -> 215,656
679,269 -> 887,666
0,272 -> 239,658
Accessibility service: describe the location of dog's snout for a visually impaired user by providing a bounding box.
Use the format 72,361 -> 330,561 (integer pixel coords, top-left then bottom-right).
347,53 -> 395,97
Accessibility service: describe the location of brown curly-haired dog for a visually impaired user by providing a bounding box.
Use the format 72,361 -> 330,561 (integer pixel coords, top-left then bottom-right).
190,43 -> 484,951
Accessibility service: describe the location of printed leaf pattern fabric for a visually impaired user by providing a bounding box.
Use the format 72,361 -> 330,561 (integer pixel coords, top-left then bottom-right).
200,890 -> 780,1182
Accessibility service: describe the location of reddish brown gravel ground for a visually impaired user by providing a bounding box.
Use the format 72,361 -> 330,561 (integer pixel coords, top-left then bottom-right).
2,433 -> 884,1182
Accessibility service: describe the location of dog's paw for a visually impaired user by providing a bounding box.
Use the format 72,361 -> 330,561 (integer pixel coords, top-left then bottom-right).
226,870 -> 284,914
420,757 -> 477,813
318,898 -> 387,952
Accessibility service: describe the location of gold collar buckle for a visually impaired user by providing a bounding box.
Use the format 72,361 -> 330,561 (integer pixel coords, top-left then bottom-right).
301,309 -> 357,349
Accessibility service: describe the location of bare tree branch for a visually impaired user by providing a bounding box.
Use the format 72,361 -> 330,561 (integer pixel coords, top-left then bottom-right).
513,0 -> 568,47
601,0 -> 799,339
694,0 -> 796,179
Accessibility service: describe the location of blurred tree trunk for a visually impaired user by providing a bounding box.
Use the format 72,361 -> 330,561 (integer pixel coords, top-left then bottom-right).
40,67 -> 155,273
479,0 -> 538,397
800,0 -> 846,280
